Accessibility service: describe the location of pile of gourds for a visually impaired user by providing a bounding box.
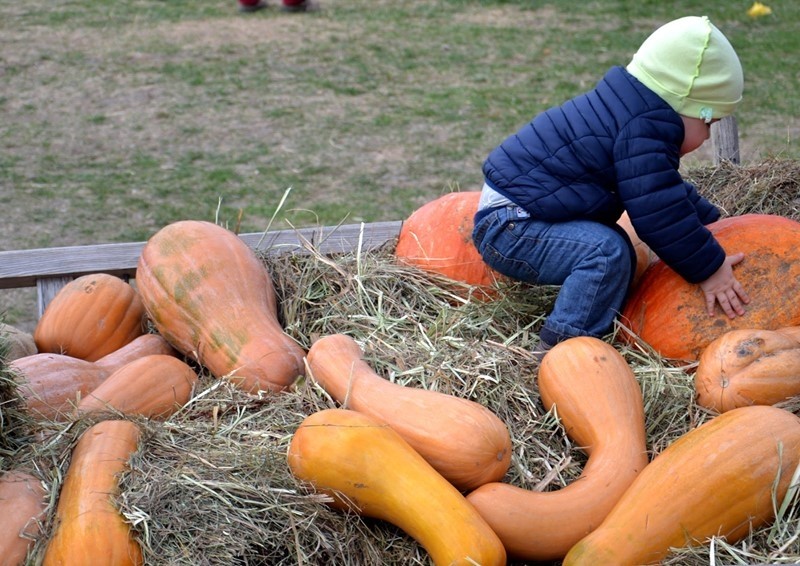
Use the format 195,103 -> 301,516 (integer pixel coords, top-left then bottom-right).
5,207 -> 800,565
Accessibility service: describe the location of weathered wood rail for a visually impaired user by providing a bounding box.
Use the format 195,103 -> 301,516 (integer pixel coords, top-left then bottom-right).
0,117 -> 741,321
0,221 -> 403,319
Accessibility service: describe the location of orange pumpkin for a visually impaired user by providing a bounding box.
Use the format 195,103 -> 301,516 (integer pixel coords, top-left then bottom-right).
563,405 -> 800,565
43,420 -> 143,566
395,192 -> 505,296
33,273 -> 146,362
0,470 -> 47,565
135,220 -> 306,393
466,337 -> 648,561
306,333 -> 511,491
695,328 -> 800,412
11,333 -> 176,420
621,214 -> 800,361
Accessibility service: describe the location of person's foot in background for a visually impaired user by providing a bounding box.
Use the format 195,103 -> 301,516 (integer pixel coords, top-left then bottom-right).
281,0 -> 319,12
239,0 -> 266,12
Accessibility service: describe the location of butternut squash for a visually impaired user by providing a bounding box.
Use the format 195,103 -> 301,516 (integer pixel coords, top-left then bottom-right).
305,333 -> 511,491
43,419 -> 143,565
135,220 -> 305,393
34,273 -> 146,362
78,354 -> 198,420
11,333 -> 176,420
0,470 -> 47,566
695,328 -> 800,412
287,408 -> 507,566
466,337 -> 648,561
562,405 -> 800,565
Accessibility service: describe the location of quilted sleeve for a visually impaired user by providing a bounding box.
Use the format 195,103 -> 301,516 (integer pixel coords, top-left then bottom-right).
614,113 -> 725,284
684,181 -> 721,225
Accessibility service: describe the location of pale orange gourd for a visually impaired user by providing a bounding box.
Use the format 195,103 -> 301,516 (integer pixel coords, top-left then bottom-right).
695,328 -> 800,412
621,214 -> 800,361
305,333 -> 511,491
0,470 -> 47,566
395,191 -> 505,297
78,354 -> 198,420
135,220 -> 305,393
776,325 -> 800,343
43,419 -> 143,566
11,333 -> 176,420
94,334 -> 178,372
33,273 -> 146,362
466,337 -> 648,561
563,405 -> 800,565
287,408 -> 507,566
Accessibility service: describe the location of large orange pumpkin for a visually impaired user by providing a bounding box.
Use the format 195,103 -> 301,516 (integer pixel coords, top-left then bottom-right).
395,192 -> 505,295
620,214 -> 800,361
33,273 -> 146,362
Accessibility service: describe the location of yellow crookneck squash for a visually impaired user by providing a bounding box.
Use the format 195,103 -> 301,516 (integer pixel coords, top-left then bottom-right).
287,407 -> 507,566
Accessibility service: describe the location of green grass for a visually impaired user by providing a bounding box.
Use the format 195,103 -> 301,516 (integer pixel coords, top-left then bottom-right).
1,0 -> 798,252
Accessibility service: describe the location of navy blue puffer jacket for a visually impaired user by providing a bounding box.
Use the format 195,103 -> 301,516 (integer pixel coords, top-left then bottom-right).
482,66 -> 725,284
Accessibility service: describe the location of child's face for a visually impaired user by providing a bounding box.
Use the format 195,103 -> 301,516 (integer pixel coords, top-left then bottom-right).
680,116 -> 716,156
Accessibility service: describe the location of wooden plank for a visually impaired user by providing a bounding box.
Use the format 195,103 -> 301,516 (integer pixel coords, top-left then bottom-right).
712,115 -> 740,165
0,221 -> 402,290
36,276 -> 74,319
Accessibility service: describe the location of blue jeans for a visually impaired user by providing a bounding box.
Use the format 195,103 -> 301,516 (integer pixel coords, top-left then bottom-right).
472,206 -> 635,345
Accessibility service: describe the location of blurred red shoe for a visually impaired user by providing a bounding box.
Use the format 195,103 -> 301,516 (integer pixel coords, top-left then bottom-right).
281,0 -> 319,12
239,0 -> 266,12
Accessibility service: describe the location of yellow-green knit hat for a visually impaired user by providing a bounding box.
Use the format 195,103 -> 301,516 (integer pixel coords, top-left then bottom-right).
626,16 -> 743,122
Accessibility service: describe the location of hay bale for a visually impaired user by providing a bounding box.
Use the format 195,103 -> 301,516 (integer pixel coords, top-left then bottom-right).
13,159 -> 800,565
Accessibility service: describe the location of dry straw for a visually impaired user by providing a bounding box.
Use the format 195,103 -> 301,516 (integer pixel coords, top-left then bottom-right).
2,158 -> 800,564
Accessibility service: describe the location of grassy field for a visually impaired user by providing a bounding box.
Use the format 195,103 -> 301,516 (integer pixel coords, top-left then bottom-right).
1,0 -> 798,323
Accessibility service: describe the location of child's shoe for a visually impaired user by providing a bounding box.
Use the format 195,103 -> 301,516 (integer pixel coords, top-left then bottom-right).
281,0 -> 319,12
239,0 -> 266,12
531,339 -> 554,364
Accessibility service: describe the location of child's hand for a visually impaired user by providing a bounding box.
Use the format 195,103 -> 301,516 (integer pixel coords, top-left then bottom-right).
699,253 -> 750,318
